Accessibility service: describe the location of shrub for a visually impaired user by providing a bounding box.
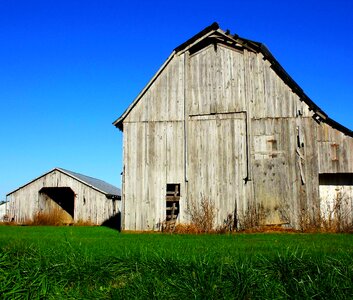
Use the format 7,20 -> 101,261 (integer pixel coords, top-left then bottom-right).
184,196 -> 216,233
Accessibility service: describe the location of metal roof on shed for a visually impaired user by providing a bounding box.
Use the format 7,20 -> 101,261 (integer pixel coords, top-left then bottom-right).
58,168 -> 121,196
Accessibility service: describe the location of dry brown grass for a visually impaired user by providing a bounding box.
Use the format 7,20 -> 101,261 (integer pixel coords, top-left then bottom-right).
173,223 -> 214,234
319,193 -> 353,233
74,219 -> 96,226
27,208 -> 71,226
180,196 -> 216,233
0,221 -> 19,226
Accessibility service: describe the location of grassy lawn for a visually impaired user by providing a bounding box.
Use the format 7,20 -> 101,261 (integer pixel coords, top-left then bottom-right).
0,226 -> 352,299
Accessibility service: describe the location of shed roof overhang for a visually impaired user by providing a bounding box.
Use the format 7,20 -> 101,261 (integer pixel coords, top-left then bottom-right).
113,22 -> 353,137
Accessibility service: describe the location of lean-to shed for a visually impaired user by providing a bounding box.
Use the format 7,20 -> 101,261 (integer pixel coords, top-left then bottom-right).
114,23 -> 353,231
6,168 -> 121,225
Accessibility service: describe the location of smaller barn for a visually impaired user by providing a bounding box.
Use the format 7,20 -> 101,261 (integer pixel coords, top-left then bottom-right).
6,168 -> 121,226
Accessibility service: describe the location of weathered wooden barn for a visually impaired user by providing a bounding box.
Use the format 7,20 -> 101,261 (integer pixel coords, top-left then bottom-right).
114,23 -> 353,231
6,168 -> 121,225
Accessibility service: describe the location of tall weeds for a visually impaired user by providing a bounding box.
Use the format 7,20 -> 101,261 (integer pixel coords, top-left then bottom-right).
181,196 -> 216,233
320,192 -> 353,232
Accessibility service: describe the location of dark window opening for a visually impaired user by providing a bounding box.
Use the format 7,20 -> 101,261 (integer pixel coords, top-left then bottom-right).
166,184 -> 180,222
319,173 -> 353,186
167,184 -> 180,196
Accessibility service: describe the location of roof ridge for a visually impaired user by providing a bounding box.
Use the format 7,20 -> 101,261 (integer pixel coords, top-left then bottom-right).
173,22 -> 219,53
57,168 -> 120,196
58,167 -> 107,182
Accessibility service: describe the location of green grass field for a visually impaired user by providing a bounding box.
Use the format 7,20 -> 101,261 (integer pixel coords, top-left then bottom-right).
0,226 -> 352,299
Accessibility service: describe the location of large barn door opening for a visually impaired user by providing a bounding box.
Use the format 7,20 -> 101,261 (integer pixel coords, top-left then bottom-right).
187,112 -> 247,228
39,187 -> 75,223
319,173 -> 353,231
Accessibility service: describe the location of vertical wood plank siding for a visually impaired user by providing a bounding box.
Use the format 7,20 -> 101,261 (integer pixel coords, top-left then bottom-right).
122,38 -> 353,230
318,123 -> 353,173
187,113 -> 247,226
8,170 -> 120,224
123,55 -> 185,230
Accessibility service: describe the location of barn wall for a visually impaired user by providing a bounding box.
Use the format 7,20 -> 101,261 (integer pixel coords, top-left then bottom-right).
124,54 -> 185,123
317,123 -> 353,173
245,49 -> 320,229
187,45 -> 312,119
186,44 -> 319,229
251,118 -> 296,226
243,50 -> 312,119
317,123 -> 353,228
186,113 -> 249,227
8,170 -> 119,224
188,45 -> 247,115
122,52 -> 187,230
123,121 -> 185,230
122,37 -> 352,231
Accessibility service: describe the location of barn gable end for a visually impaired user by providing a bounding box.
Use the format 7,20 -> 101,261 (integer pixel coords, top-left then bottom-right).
6,168 -> 121,226
115,23 -> 353,231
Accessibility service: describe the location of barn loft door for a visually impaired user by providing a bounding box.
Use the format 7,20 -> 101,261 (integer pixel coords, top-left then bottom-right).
187,112 -> 247,227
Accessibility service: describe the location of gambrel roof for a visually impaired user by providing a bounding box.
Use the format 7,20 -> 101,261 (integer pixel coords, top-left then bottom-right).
113,22 -> 353,137
7,168 -> 121,199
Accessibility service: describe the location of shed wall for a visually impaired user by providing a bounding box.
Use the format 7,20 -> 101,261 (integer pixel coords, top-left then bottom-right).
8,170 -> 119,224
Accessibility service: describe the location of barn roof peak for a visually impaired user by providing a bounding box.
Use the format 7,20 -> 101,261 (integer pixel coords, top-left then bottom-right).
173,22 -> 220,53
113,23 -> 353,137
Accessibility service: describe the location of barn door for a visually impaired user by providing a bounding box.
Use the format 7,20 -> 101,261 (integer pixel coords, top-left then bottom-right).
187,112 -> 247,227
38,187 -> 74,224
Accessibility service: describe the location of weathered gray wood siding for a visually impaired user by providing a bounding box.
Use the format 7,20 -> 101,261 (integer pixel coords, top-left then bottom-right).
317,123 -> 353,228
8,170 -> 119,224
186,45 -> 318,229
123,55 -> 186,230
188,46 -> 311,118
317,123 -> 353,173
187,113 -> 247,226
122,39 -> 352,230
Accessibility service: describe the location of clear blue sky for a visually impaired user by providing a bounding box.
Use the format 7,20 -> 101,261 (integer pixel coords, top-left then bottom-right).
1,0 -> 352,201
